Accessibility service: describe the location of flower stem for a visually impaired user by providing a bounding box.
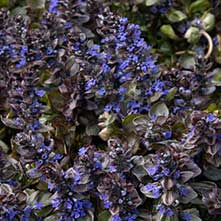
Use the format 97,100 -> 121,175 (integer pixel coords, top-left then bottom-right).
200,30 -> 213,59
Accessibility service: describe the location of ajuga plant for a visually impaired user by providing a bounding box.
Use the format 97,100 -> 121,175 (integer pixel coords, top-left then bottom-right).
0,0 -> 221,221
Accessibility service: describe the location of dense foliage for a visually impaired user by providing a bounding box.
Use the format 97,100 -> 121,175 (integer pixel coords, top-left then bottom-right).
0,0 -> 221,220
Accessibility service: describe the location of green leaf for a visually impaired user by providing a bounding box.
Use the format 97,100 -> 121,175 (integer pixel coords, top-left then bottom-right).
133,115 -> 148,128
184,27 -> 200,44
159,41 -> 173,54
203,166 -> 221,181
65,55 -> 80,76
180,171 -> 195,183
189,0 -> 210,14
164,214 -> 179,221
131,156 -> 147,180
123,114 -> 144,132
212,68 -> 221,86
38,192 -> 54,207
189,216 -> 202,221
26,190 -> 40,204
0,127 -> 6,140
145,0 -> 159,6
190,181 -> 216,195
149,102 -> 169,119
165,87 -> 177,101
26,0 -> 46,9
215,50 -> 221,64
44,215 -> 58,221
150,92 -> 162,103
98,112 -> 116,128
179,55 -> 195,69
182,208 -> 202,221
0,140 -> 9,153
98,211 -> 111,221
0,0 -> 9,7
48,89 -> 66,112
1,117 -> 23,129
123,114 -> 143,125
155,212 -> 178,221
132,165 -> 147,181
34,206 -> 53,217
166,9 -> 187,23
179,186 -> 198,204
205,103 -> 217,112
160,25 -> 179,40
86,124 -> 99,136
11,6 -> 27,16
202,12 -> 215,32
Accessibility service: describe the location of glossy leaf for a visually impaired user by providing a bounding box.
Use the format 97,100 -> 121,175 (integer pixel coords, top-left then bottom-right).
160,25 -> 179,40
166,9 -> 187,23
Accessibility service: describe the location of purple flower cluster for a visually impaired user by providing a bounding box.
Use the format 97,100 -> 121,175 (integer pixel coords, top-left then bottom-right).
183,111 -> 221,167
137,144 -> 201,215
85,8 -> 158,116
